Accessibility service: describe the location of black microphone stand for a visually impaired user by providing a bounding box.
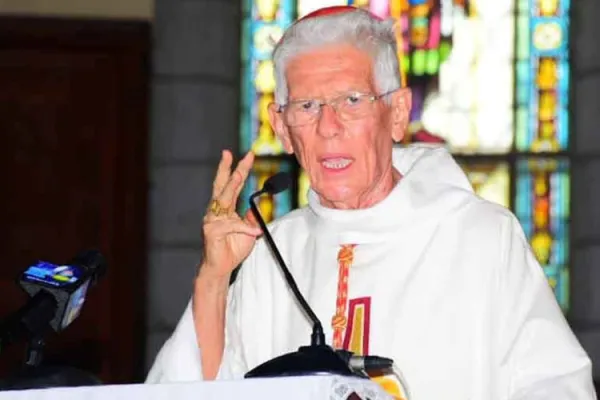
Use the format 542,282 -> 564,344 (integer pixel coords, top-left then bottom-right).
244,173 -> 366,379
0,326 -> 102,391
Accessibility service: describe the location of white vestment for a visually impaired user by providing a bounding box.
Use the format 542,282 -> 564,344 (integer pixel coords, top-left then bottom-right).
146,144 -> 595,400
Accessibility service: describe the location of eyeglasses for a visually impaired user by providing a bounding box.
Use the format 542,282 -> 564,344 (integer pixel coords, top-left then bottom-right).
276,89 -> 398,127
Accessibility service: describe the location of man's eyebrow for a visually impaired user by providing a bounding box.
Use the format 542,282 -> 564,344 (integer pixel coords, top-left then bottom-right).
289,89 -> 371,101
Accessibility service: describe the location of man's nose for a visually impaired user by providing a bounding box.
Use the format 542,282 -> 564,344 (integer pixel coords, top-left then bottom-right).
316,104 -> 342,138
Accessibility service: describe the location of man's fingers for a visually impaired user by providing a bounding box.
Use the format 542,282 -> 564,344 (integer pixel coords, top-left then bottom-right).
212,150 -> 233,198
233,152 -> 256,201
232,155 -> 254,203
219,151 -> 254,208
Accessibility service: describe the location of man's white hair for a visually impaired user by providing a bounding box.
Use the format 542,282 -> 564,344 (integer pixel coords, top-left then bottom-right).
272,9 -> 401,105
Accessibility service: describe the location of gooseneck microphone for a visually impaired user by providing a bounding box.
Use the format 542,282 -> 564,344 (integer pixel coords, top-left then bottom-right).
248,172 -> 325,347
244,172 -> 393,379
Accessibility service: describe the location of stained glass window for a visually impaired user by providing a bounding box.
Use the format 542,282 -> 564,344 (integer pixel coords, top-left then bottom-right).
240,0 -> 571,311
240,0 -> 293,156
460,162 -> 511,208
516,158 -> 570,310
239,159 -> 294,220
515,0 -> 570,153
298,169 -> 311,208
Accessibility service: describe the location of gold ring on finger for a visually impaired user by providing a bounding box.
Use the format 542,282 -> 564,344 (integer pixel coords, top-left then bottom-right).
209,199 -> 228,216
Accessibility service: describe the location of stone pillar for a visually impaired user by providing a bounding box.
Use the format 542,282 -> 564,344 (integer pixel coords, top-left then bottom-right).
145,0 -> 241,373
569,0 -> 600,381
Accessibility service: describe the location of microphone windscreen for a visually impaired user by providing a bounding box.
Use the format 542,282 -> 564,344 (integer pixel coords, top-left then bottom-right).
262,172 -> 292,195
71,250 -> 107,286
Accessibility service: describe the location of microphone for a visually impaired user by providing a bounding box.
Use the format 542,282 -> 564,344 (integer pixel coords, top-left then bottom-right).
248,172 -> 325,347
261,171 -> 291,196
0,250 -> 106,357
244,172 -> 392,379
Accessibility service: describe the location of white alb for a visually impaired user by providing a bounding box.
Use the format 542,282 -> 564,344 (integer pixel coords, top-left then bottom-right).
147,144 -> 595,400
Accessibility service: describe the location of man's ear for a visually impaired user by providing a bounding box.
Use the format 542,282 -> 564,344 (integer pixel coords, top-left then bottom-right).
390,87 -> 412,143
268,102 -> 294,154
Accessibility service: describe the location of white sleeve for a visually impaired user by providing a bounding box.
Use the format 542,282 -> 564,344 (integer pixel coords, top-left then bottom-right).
145,257 -> 254,384
498,215 -> 596,399
144,300 -> 203,383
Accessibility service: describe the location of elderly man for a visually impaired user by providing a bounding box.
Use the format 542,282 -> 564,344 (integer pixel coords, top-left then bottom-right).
146,6 -> 595,399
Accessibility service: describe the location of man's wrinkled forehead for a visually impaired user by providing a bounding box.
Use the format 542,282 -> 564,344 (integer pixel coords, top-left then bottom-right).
285,45 -> 376,99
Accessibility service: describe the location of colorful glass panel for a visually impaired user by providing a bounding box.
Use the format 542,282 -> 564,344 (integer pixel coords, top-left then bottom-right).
515,0 -> 570,152
298,169 -> 311,208
419,1 -> 515,154
239,159 -> 294,222
241,0 -> 295,155
516,158 -> 569,311
460,163 -> 511,209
